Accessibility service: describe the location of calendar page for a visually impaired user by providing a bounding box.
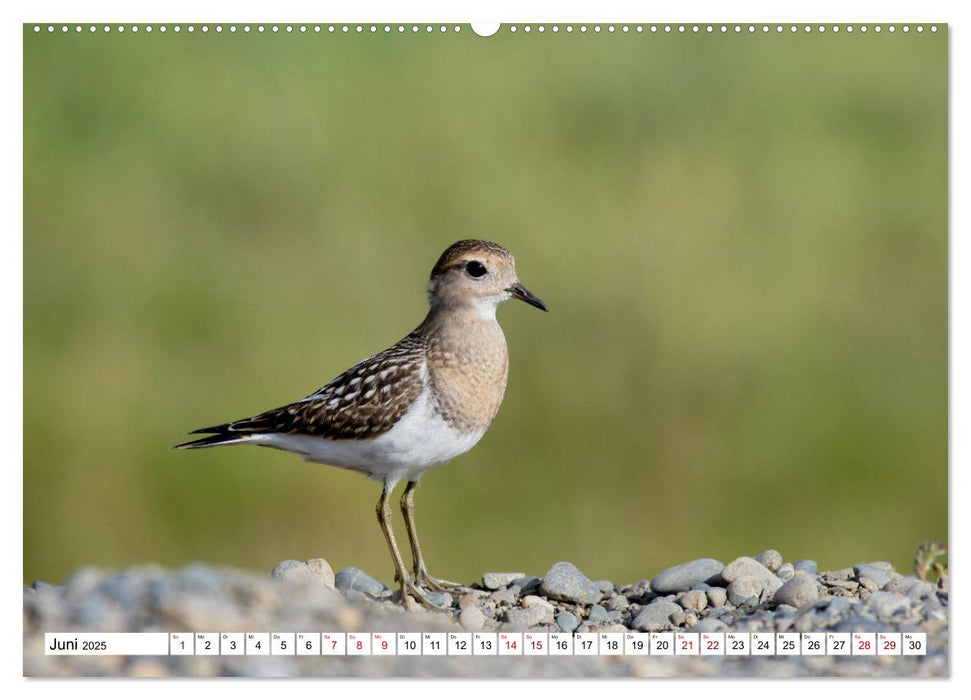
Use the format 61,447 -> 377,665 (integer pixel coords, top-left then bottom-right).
22,8 -> 948,681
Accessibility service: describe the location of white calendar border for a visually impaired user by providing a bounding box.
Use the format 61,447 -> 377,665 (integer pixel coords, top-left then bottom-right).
8,0 -> 962,698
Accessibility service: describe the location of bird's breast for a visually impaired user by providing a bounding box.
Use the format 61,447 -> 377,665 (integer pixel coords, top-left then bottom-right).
425,324 -> 509,433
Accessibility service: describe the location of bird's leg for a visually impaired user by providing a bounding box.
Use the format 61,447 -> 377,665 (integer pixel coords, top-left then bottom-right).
375,483 -> 443,609
400,480 -> 464,592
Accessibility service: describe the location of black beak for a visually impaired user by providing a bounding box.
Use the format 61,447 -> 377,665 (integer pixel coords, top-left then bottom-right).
508,282 -> 548,312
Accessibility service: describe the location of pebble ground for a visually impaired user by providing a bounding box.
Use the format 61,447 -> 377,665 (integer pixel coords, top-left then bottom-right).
23,550 -> 948,677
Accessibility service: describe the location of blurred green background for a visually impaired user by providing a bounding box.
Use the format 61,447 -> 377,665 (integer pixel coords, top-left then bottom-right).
24,26 -> 947,587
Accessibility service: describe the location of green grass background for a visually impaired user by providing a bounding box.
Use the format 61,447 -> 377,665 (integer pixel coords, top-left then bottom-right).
24,25 -> 947,586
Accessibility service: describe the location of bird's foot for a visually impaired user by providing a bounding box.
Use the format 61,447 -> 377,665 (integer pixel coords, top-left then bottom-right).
415,570 -> 466,593
397,578 -> 450,611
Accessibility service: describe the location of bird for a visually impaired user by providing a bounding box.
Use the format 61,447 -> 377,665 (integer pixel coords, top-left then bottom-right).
177,239 -> 548,608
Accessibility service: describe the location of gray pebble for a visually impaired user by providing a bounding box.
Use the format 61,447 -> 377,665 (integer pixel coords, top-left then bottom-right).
587,604 -> 609,624
773,572 -> 819,609
865,592 -> 911,621
631,600 -> 685,632
727,577 -> 764,606
882,577 -> 917,595
650,558 -> 724,594
722,557 -> 783,596
305,558 -> 336,589
594,580 -> 615,594
271,560 -> 318,587
906,582 -> 936,601
504,605 -> 548,628
603,594 -> 629,611
706,587 -> 728,608
556,612 -> 580,632
794,560 -> 818,575
482,572 -> 525,590
776,563 -> 795,581
334,567 -> 389,596
854,564 -> 891,588
490,586 -> 520,606
425,591 -> 452,608
459,606 -> 485,631
866,561 -> 895,571
755,549 -> 783,572
812,596 -> 854,625
539,562 -> 602,605
823,567 -> 855,580
510,576 -> 542,595
342,589 -> 369,604
692,617 -> 727,633
521,595 -> 556,624
678,589 -> 708,612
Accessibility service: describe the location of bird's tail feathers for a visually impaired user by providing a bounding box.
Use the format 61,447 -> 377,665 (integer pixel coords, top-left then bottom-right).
174,431 -> 253,450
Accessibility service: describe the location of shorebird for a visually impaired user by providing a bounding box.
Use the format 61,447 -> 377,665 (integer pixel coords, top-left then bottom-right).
177,240 -> 547,607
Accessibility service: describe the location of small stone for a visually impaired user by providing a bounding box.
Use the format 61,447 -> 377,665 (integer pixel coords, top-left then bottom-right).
812,596 -> 854,625
521,595 -> 556,624
305,558 -> 336,589
490,587 -> 520,606
425,591 -> 452,608
505,605 -> 548,628
678,589 -> 708,612
459,606 -> 486,631
631,600 -> 685,632
793,560 -> 818,575
650,559 -> 724,594
510,576 -> 542,595
776,563 -> 795,581
587,604 -> 609,624
721,557 -> 784,596
727,577 -> 764,606
823,567 -> 855,581
854,564 -> 891,588
773,572 -> 819,609
556,612 -> 580,632
906,581 -> 936,601
866,561 -> 895,571
826,579 -> 859,593
334,567 -> 389,596
458,593 -> 480,608
539,562 -> 602,605
693,617 -> 727,633
483,572 -> 526,590
706,587 -> 728,608
271,560 -> 317,587
882,578 -> 917,595
603,594 -> 629,611
594,580 -> 615,593
683,610 -> 699,627
755,549 -> 783,572
865,591 -> 911,621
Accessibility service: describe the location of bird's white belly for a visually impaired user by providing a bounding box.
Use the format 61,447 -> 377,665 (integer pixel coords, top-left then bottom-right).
253,387 -> 486,486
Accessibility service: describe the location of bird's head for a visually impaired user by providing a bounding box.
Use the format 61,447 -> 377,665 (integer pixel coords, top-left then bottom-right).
428,239 -> 548,317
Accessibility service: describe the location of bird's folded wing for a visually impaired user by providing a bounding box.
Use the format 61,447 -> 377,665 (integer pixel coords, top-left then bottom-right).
199,334 -> 427,441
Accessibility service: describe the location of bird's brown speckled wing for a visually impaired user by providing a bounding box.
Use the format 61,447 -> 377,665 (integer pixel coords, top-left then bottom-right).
199,332 -> 427,441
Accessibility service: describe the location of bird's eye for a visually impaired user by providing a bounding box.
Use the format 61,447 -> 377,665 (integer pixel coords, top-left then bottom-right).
465,260 -> 488,278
